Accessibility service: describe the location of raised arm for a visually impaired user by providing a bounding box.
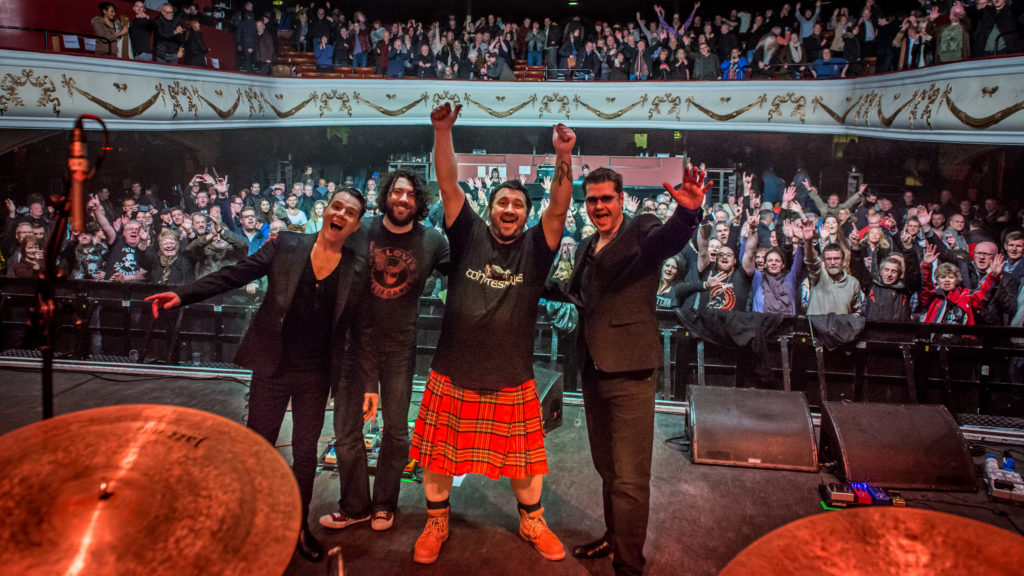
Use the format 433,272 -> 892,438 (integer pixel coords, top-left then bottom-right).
431,103 -> 465,227
541,124 -> 577,250
741,209 -> 758,276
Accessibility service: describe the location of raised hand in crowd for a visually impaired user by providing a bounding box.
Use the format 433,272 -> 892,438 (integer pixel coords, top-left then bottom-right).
541,175 -> 552,192
801,218 -> 817,242
705,270 -> 728,290
623,192 -> 640,215
664,163 -> 712,211
4,198 -> 14,217
782,185 -> 797,207
848,229 -> 861,249
900,229 -> 914,249
991,254 -> 1006,277
742,172 -> 754,194
922,243 -> 938,266
916,205 -> 933,231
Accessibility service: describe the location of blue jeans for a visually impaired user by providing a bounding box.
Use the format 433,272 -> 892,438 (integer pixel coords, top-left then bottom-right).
249,369 -> 332,527
333,346 -> 417,515
352,51 -> 367,68
581,360 -> 656,576
527,50 -> 542,66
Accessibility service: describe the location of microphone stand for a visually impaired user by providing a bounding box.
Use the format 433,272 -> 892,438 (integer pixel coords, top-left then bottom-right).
32,114 -> 108,420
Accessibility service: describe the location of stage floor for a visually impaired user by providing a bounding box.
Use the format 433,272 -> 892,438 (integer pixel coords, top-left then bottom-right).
2,367 -> 1022,576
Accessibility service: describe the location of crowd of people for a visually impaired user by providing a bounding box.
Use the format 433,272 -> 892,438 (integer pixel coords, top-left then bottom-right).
3,151 -> 1022,332
86,1 -> 1023,78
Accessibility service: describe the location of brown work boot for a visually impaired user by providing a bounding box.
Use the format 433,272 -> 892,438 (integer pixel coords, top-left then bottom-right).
518,507 -> 566,561
413,507 -> 449,564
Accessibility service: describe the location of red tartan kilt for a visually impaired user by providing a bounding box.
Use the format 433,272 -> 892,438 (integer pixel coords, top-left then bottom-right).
410,371 -> 548,480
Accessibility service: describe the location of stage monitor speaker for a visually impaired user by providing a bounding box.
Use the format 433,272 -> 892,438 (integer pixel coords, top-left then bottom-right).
819,402 -> 976,491
533,365 -> 563,433
687,386 -> 818,472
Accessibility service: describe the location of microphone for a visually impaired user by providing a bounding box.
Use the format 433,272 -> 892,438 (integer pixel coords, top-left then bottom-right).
68,118 -> 89,233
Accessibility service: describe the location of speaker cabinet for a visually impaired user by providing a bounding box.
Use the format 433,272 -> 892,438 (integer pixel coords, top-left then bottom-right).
688,386 -> 818,472
533,365 -> 563,433
819,402 -> 977,491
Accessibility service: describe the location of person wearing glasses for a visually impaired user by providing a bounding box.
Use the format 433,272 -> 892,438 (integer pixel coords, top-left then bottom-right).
154,3 -> 184,63
145,187 -> 375,564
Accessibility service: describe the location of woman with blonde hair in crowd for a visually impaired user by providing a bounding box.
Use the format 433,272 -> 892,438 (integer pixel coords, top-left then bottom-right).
305,199 -> 327,233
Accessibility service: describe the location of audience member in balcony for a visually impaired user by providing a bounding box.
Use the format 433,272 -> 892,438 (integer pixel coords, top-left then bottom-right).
314,35 -> 334,73
971,0 -> 1023,57
182,16 -> 209,67
543,17 -> 563,78
408,43 -> 436,78
893,12 -> 934,70
483,51 -> 514,80
720,47 -> 749,79
841,24 -> 862,76
631,38 -> 653,79
689,41 -> 720,79
576,40 -> 600,80
526,20 -> 545,66
803,21 -> 826,62
128,1 -> 154,61
255,20 -> 275,74
292,10 -> 309,52
154,3 -> 184,64
92,2 -> 129,57
310,7 -> 332,45
795,1 -> 822,39
810,47 -> 848,78
333,24 -> 352,69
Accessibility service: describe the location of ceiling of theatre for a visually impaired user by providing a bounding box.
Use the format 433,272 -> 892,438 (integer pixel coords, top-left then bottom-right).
1,50 -> 1023,145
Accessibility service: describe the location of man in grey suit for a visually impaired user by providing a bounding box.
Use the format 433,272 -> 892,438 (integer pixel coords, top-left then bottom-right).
567,165 -> 710,576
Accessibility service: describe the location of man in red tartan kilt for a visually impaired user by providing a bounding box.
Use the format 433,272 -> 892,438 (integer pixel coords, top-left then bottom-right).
408,102 -> 576,565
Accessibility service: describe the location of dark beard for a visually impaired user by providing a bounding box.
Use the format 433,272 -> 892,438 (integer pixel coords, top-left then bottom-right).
384,201 -> 416,227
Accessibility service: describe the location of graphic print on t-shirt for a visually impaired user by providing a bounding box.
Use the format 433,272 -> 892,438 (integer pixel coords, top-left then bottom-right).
370,240 -> 418,299
707,283 -> 737,310
465,261 -> 524,289
113,247 -> 141,275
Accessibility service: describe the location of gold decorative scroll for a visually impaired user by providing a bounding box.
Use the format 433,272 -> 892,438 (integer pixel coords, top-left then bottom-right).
768,92 -> 807,124
1,69 -> 61,116
463,93 -> 536,118
195,88 -> 243,119
572,94 -> 648,120
352,91 -> 428,116
906,84 -> 942,129
243,87 -> 264,118
539,93 -> 570,118
316,90 -> 353,117
167,81 -> 200,119
431,91 -> 462,107
686,94 -> 767,121
648,93 -> 682,120
813,94 -> 865,125
943,85 -> 1024,129
60,75 -> 162,118
261,91 -> 318,118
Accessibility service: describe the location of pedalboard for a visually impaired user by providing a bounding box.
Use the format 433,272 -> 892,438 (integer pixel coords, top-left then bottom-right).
820,482 -> 906,508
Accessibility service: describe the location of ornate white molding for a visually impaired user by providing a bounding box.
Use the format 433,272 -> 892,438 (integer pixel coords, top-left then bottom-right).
2,49 -> 1024,144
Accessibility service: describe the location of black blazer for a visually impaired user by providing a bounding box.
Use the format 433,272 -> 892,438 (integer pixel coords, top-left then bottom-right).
177,231 -> 369,387
568,209 -> 702,373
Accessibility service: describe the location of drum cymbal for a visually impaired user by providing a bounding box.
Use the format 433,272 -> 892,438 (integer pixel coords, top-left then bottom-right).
0,404 -> 301,576
721,507 -> 1024,576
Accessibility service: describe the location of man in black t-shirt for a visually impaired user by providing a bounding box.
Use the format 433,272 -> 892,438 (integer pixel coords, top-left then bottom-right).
692,215 -> 758,312
409,103 -> 576,565
320,171 -> 450,533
